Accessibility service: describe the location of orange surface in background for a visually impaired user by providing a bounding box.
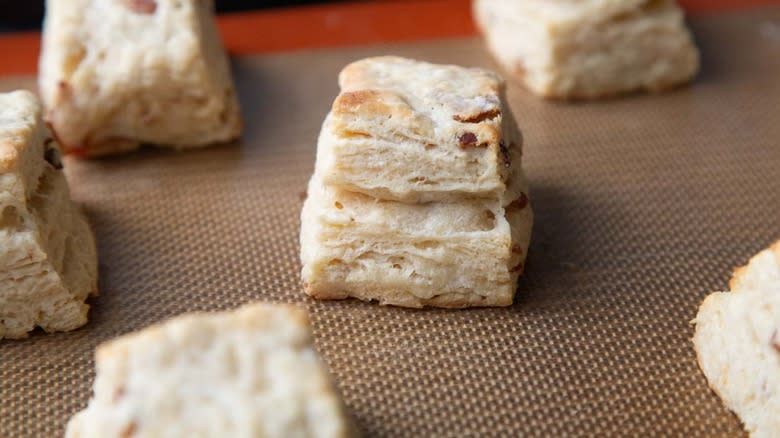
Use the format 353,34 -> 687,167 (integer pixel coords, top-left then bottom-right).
0,0 -> 779,76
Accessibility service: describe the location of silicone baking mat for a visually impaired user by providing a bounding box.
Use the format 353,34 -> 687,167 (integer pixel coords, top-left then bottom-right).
1,7 -> 779,437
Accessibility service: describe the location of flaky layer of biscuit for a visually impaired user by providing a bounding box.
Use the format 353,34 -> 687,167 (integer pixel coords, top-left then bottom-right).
300,172 -> 533,308
39,0 -> 241,156
474,0 -> 699,99
318,56 -> 522,202
66,304 -> 355,438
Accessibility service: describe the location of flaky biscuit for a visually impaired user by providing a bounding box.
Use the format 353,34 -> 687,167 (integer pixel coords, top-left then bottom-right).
66,303 -> 356,438
0,90 -> 98,339
474,0 -> 699,99
39,0 -> 241,156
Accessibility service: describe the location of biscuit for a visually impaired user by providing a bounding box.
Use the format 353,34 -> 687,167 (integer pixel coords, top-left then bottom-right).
300,169 -> 533,308
316,56 -> 521,203
301,57 -> 533,308
65,303 -> 356,438
39,0 -> 242,156
0,90 -> 98,339
693,289 -> 780,437
473,0 -> 700,99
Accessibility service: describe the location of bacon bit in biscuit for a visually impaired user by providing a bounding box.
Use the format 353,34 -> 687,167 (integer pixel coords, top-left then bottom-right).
511,245 -> 523,255
458,132 -> 479,148
771,330 -> 780,354
44,146 -> 63,170
120,422 -> 137,438
299,190 -> 308,201
453,109 -> 501,123
499,142 -> 511,168
122,0 -> 157,14
510,262 -> 524,273
509,193 -> 529,210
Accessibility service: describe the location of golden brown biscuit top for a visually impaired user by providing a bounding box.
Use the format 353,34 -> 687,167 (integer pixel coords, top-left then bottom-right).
331,56 -> 507,149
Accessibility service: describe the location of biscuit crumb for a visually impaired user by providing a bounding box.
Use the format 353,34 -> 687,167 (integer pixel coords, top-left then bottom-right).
458,132 -> 479,148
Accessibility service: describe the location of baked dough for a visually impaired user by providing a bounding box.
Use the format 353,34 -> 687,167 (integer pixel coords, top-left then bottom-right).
693,240 -> 780,437
473,0 -> 700,99
0,90 -> 98,339
39,0 -> 242,156
316,56 -> 521,203
301,174 -> 532,308
66,303 -> 356,438
301,57 -> 533,308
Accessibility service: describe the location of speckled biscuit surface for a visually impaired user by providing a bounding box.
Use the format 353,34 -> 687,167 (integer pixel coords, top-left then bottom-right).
39,0 -> 242,156
0,90 -> 98,339
317,56 -> 521,203
473,0 -> 700,98
66,303 -> 356,438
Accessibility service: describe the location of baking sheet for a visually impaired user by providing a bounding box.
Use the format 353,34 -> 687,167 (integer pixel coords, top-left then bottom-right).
1,7 -> 780,437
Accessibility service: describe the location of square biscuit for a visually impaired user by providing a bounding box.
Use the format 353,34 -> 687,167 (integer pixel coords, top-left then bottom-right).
66,303 -> 356,438
300,171 -> 533,308
316,56 -> 522,203
0,90 -> 98,339
39,0 -> 242,156
474,0 -> 700,99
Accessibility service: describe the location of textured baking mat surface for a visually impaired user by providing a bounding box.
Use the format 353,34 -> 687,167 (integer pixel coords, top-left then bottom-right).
2,7 -> 780,437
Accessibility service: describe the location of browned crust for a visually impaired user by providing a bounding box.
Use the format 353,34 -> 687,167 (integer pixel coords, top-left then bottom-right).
303,282 -> 513,309
331,89 -> 416,122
